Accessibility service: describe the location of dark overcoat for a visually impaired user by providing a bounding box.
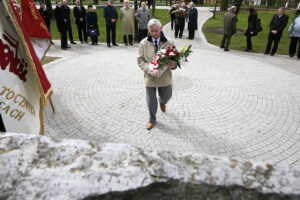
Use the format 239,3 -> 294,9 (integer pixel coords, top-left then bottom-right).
245,13 -> 258,36
86,11 -> 99,36
103,5 -> 118,26
188,7 -> 198,31
54,7 -> 67,32
269,14 -> 289,34
74,5 -> 87,24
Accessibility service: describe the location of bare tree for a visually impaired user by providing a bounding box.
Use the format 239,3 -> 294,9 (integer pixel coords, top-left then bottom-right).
44,0 -> 53,17
152,0 -> 156,16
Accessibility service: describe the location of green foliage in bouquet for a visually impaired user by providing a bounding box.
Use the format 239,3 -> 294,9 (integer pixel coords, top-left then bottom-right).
156,45 -> 192,69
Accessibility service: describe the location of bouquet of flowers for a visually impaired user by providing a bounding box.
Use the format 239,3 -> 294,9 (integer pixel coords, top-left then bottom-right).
168,4 -> 179,14
175,8 -> 188,18
148,45 -> 192,78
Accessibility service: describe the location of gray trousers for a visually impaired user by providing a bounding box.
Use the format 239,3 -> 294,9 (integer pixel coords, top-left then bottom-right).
221,34 -> 232,49
146,85 -> 172,123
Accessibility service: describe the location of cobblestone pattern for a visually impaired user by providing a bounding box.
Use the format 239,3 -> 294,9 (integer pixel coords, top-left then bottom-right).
44,8 -> 300,166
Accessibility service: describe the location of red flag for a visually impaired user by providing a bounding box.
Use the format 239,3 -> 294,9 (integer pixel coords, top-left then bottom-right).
9,0 -> 52,99
20,0 -> 51,61
1,0 -> 52,135
21,0 -> 51,38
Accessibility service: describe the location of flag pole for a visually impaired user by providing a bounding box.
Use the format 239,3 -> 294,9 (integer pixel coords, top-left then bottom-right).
49,98 -> 55,113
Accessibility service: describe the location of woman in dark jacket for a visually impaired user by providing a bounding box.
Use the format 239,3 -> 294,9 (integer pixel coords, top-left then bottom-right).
86,5 -> 99,45
245,8 -> 258,52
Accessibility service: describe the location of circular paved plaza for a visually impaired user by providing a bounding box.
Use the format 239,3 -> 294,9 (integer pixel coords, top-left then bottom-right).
44,9 -> 300,166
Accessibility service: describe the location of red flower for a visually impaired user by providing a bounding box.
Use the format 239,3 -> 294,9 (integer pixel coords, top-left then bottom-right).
165,49 -> 170,56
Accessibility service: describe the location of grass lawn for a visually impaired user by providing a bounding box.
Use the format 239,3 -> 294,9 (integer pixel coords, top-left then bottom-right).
50,8 -> 170,44
41,56 -> 60,65
203,10 -> 297,55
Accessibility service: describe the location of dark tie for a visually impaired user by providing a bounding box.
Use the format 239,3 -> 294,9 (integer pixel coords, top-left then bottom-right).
154,40 -> 158,51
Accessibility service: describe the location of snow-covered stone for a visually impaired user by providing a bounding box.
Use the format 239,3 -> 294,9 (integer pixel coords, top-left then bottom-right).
0,132 -> 300,200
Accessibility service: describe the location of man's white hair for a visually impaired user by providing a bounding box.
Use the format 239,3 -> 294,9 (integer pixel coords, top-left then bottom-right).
124,0 -> 129,3
148,19 -> 162,29
230,6 -> 236,11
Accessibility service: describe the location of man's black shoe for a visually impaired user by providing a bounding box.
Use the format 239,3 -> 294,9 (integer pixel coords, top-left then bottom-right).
107,44 -> 111,47
224,48 -> 229,51
61,47 -> 67,50
113,44 -> 119,46
71,42 -> 77,44
66,46 -> 71,48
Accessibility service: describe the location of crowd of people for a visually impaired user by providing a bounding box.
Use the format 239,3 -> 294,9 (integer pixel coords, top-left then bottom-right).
39,0 -> 151,49
38,0 -> 199,50
38,0 -> 300,58
221,6 -> 300,59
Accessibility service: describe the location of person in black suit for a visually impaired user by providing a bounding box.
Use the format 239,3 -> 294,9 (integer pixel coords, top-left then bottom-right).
187,2 -> 198,40
86,5 -> 99,45
63,0 -> 76,44
39,2 -> 54,44
0,114 -> 6,132
54,1 -> 68,50
74,0 -> 88,43
264,7 -> 289,56
103,0 -> 118,47
174,2 -> 187,38
245,7 -> 258,52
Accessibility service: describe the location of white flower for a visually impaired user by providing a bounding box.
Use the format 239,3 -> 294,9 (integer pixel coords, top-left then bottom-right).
169,52 -> 175,56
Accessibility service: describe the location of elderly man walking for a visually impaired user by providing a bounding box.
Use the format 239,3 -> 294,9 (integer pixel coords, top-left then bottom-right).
135,1 -> 150,41
120,0 -> 135,46
137,19 -> 176,130
220,6 -> 237,51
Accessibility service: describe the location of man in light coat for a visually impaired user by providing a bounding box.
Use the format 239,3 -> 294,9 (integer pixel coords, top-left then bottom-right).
288,9 -> 300,59
135,1 -> 150,41
220,6 -> 237,51
137,19 -> 176,130
120,0 -> 135,45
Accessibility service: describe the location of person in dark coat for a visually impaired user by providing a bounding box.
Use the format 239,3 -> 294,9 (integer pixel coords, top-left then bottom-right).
63,0 -> 76,44
74,0 -> 88,43
54,1 -> 68,50
264,7 -> 289,56
86,5 -> 99,45
38,3 -> 51,35
244,7 -> 258,52
103,0 -> 118,47
168,0 -> 178,30
187,2 -> 197,40
175,2 -> 188,38
220,6 -> 237,51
